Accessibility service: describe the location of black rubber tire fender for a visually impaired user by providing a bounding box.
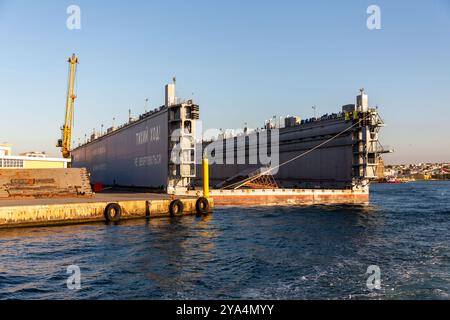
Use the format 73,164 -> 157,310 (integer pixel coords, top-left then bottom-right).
104,203 -> 122,222
195,197 -> 210,215
169,199 -> 184,217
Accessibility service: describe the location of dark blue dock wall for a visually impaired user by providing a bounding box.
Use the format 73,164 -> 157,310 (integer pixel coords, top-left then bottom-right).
72,110 -> 169,189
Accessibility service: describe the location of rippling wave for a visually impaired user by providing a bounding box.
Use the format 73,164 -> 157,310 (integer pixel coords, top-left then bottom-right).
0,181 -> 449,299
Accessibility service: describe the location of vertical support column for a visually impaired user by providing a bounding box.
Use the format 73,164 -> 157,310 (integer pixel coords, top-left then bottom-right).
167,100 -> 199,193
202,150 -> 210,198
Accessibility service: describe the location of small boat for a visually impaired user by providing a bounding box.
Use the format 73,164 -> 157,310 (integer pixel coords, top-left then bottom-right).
386,178 -> 402,184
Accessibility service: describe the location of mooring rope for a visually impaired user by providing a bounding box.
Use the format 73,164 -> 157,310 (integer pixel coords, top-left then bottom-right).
223,114 -> 371,190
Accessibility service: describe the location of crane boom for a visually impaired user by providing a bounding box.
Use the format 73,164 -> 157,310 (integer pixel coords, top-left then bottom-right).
57,54 -> 78,159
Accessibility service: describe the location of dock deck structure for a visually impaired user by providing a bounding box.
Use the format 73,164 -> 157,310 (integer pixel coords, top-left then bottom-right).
178,188 -> 369,206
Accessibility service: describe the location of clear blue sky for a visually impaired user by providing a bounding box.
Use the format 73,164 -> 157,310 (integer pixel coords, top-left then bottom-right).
1,0 -> 449,164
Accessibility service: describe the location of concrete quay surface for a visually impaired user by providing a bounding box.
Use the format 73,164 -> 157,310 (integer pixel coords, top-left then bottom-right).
0,193 -> 213,229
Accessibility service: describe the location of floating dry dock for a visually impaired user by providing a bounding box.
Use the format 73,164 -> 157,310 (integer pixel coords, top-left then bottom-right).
0,193 -> 213,229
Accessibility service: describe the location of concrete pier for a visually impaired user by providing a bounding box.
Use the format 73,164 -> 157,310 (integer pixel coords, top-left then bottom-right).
0,193 -> 213,229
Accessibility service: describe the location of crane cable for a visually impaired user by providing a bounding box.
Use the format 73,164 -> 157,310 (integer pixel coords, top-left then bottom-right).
223,114 -> 372,190
73,61 -> 78,130
65,63 -> 70,124
71,64 -> 78,149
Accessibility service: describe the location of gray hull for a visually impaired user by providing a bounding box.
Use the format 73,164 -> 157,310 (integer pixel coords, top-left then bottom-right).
72,110 -> 169,188
198,117 -> 355,189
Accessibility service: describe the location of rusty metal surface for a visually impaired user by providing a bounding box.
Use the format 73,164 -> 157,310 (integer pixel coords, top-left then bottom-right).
178,188 -> 369,206
0,168 -> 93,199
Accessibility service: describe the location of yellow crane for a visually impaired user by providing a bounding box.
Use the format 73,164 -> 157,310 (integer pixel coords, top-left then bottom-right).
57,54 -> 79,159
